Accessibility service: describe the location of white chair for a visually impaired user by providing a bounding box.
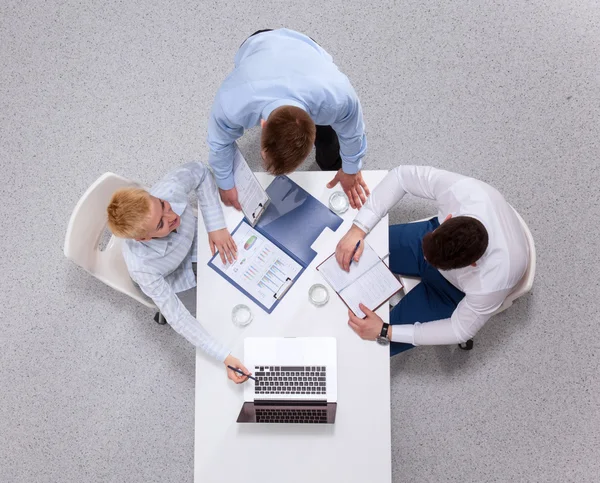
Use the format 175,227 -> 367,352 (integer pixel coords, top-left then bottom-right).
395,209 -> 536,349
64,173 -> 157,310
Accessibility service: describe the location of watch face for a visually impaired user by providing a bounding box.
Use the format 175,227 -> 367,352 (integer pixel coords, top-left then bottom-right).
376,336 -> 390,346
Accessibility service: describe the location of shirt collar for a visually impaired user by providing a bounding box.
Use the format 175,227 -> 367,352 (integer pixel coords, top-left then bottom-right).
170,201 -> 186,217
261,99 -> 307,121
139,236 -> 170,256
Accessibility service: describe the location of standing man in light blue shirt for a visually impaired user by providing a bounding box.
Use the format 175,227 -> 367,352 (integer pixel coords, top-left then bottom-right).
207,28 -> 370,210
107,162 -> 250,383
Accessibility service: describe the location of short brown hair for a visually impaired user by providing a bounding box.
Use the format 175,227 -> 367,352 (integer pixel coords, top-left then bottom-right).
106,188 -> 151,239
261,106 -> 316,175
422,216 -> 489,270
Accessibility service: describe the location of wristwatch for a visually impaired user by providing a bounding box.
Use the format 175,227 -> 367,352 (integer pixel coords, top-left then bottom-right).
376,323 -> 390,346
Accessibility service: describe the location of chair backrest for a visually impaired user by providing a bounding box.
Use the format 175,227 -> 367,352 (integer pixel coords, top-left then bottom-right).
492,207 -> 536,315
64,173 -> 156,309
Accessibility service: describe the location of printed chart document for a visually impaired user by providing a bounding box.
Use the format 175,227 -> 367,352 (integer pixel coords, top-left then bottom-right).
211,223 -> 302,311
317,244 -> 402,317
233,149 -> 270,226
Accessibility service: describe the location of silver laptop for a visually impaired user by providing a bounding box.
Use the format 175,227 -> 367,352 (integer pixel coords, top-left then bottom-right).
237,337 -> 338,424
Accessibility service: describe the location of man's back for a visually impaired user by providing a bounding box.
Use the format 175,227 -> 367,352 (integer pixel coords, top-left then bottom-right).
216,28 -> 355,128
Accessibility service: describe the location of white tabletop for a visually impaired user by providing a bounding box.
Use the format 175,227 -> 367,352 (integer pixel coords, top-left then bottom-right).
195,170 -> 391,483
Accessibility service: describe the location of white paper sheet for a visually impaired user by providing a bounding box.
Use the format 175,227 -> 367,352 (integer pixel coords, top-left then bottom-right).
339,262 -> 402,317
233,149 -> 270,225
317,243 -> 381,292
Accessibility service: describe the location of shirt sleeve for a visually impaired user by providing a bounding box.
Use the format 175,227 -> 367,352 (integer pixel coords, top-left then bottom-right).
330,91 -> 367,174
133,270 -> 231,361
354,165 -> 465,233
206,98 -> 245,190
196,168 -> 227,233
390,290 -> 509,345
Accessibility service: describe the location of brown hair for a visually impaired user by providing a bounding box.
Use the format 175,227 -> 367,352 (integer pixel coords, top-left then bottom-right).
106,188 -> 151,239
422,216 -> 489,270
261,106 -> 316,175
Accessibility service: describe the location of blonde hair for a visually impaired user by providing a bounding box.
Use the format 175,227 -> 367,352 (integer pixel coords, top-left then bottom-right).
106,188 -> 151,238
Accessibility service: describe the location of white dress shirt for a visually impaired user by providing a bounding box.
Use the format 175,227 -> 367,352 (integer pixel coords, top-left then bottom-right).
354,166 -> 529,345
122,163 -> 230,361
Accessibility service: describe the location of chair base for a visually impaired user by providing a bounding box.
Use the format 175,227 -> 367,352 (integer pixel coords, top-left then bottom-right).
458,339 -> 474,351
154,312 -> 167,325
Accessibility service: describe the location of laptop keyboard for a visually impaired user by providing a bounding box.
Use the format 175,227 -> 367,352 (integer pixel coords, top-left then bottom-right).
254,366 -> 327,396
256,408 -> 328,423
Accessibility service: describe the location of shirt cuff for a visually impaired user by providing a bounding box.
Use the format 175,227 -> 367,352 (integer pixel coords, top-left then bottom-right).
215,347 -> 231,363
354,209 -> 382,234
352,220 -> 370,235
341,158 -> 362,175
390,324 -> 415,345
204,216 -> 227,233
216,174 -> 235,191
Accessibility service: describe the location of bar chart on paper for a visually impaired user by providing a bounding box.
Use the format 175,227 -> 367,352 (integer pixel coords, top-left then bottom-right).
211,223 -> 302,310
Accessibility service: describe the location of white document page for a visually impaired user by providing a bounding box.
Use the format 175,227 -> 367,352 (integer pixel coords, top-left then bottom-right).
210,223 -> 302,310
233,149 -> 269,226
318,243 -> 381,292
339,262 -> 402,318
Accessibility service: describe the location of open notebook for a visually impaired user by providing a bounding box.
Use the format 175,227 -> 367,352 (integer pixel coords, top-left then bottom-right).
317,244 -> 402,317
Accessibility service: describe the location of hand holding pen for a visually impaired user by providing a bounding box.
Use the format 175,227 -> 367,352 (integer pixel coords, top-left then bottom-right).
335,224 -> 367,271
348,240 -> 361,268
227,365 -> 256,381
224,355 -> 254,384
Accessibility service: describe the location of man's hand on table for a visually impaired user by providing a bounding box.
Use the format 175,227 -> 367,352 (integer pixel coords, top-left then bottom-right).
224,354 -> 252,384
208,228 -> 238,264
327,170 -> 370,209
219,187 -> 242,211
335,224 -> 367,271
347,304 -> 388,341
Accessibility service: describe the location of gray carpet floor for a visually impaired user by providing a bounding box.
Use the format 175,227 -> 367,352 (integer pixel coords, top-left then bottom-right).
1,1 -> 599,482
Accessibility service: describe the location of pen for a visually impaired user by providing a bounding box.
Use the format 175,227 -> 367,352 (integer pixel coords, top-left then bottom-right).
349,240 -> 361,267
227,365 -> 256,381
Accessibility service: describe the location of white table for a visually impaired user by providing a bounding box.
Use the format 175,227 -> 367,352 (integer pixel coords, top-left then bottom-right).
195,171 -> 391,483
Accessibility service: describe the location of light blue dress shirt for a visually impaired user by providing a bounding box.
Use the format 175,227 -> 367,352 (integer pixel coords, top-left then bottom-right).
207,28 -> 368,190
122,162 -> 230,362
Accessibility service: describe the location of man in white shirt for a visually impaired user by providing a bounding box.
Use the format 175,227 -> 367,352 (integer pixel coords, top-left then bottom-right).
335,165 -> 529,355
107,162 -> 251,381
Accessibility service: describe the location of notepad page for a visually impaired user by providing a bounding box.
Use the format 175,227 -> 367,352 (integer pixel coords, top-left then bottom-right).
340,262 -> 402,318
318,244 -> 381,292
233,149 -> 269,223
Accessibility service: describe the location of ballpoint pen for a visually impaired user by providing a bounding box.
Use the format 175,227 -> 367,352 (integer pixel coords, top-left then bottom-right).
227,365 -> 256,381
348,240 -> 361,267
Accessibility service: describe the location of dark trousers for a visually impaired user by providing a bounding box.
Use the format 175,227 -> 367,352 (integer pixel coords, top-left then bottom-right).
388,218 -> 466,356
247,29 -> 342,172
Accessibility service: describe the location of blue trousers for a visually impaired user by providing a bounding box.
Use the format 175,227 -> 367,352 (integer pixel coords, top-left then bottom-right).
389,218 -> 465,356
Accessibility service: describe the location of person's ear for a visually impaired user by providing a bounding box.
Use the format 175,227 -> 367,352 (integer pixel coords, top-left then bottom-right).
135,235 -> 151,242
260,119 -> 266,129
444,213 -> 452,222
261,149 -> 268,162
470,262 -> 477,267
